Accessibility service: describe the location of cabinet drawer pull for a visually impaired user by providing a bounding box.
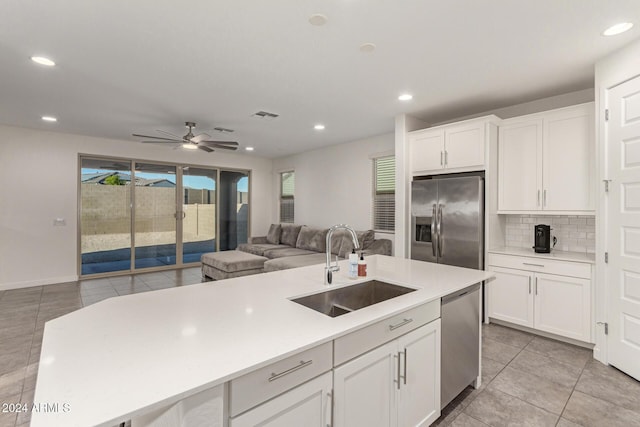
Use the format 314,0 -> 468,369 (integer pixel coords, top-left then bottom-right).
522,262 -> 545,267
389,318 -> 413,331
268,360 -> 313,382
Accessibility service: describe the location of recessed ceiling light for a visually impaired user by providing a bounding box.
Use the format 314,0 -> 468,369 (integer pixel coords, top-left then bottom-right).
31,56 -> 56,66
314,124 -> 325,130
359,43 -> 376,53
183,143 -> 198,150
245,147 -> 254,151
309,14 -> 328,26
603,22 -> 633,36
41,116 -> 57,122
398,94 -> 413,101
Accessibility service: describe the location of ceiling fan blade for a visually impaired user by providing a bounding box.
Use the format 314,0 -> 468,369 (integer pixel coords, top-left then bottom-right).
197,145 -> 214,153
206,144 -> 237,151
191,133 -> 211,143
140,140 -> 179,144
132,134 -> 180,142
156,129 -> 185,140
199,140 -> 239,146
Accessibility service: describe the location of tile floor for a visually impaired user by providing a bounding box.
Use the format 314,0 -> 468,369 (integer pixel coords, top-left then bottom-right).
1,268 -> 639,427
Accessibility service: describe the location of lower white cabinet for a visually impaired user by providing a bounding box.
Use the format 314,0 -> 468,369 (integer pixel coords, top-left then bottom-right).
333,320 -> 441,427
229,372 -> 332,427
488,253 -> 592,342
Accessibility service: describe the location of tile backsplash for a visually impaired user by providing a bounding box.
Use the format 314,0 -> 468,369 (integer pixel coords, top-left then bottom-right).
504,215 -> 595,254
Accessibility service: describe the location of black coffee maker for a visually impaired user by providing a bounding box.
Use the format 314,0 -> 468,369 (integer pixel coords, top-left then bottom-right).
533,224 -> 554,253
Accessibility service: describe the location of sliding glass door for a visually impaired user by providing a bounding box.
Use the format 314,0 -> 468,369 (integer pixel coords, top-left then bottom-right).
79,156 -> 249,276
182,166 -> 217,263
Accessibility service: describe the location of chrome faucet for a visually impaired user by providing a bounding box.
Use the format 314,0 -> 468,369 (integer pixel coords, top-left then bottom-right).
325,224 -> 359,285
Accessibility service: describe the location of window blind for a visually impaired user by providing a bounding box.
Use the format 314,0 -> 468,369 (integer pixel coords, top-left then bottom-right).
373,157 -> 395,232
280,171 -> 295,223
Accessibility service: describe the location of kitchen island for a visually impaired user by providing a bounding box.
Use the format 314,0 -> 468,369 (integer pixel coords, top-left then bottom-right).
32,255 -> 493,427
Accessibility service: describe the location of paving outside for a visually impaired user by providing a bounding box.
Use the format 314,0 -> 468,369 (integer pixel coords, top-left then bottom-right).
1,270 -> 639,426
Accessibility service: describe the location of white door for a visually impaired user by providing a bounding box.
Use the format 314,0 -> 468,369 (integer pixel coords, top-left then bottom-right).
444,123 -> 484,169
534,273 -> 591,342
487,267 -> 534,327
333,340 -> 397,427
409,129 -> 445,173
498,119 -> 543,211
229,372 -> 332,427
606,75 -> 640,381
397,320 -> 441,427
543,104 -> 595,211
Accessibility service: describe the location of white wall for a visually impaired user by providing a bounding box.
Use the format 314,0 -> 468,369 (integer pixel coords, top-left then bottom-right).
272,133 -> 394,240
0,124 -> 273,289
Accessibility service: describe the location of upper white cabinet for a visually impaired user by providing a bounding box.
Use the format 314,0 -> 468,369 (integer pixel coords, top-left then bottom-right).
409,116 -> 499,175
498,103 -> 594,214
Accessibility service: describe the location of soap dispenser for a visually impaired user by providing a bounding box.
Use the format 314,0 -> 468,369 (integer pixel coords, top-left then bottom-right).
357,252 -> 367,277
348,249 -> 358,279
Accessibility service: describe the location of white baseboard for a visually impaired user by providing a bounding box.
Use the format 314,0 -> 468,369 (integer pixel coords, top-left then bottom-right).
0,275 -> 79,291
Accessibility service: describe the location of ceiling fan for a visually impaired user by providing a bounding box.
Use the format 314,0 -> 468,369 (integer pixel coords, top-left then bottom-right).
132,122 -> 239,153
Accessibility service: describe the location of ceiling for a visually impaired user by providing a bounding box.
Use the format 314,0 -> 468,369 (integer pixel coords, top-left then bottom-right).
0,1 -> 639,158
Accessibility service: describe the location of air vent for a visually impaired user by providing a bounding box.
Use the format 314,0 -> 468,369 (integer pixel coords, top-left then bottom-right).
213,127 -> 235,133
253,111 -> 280,119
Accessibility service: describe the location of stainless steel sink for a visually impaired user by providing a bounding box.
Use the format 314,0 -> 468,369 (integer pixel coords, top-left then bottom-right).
291,280 -> 416,317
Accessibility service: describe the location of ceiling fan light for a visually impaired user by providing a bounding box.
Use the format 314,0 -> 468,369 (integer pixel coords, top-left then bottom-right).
183,143 -> 197,150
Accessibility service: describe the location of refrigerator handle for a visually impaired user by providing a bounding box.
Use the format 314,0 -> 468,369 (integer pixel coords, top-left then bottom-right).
431,204 -> 437,256
438,204 -> 444,257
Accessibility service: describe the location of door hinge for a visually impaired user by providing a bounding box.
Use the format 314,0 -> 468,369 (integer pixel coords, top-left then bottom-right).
603,179 -> 611,193
597,322 -> 609,335
605,252 -> 609,263
605,109 -> 609,121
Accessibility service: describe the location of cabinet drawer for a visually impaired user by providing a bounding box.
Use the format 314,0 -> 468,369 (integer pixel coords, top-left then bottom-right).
229,341 -> 332,417
487,253 -> 591,279
334,301 -> 440,366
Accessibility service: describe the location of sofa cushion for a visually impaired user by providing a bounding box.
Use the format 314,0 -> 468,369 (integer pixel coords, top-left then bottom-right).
263,253 -> 327,272
338,230 -> 375,258
237,243 -> 289,257
201,250 -> 267,273
263,247 -> 317,259
266,224 -> 281,244
280,224 -> 303,247
296,226 -> 328,252
329,229 -> 347,255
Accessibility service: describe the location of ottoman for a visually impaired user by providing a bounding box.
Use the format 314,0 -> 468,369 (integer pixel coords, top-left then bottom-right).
201,250 -> 268,280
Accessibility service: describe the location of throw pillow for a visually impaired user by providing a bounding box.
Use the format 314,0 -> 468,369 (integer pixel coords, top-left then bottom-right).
266,224 -> 281,244
338,229 -> 375,258
296,226 -> 328,252
280,224 -> 303,247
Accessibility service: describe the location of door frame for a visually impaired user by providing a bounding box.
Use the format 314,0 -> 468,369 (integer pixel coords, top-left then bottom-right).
595,38 -> 640,364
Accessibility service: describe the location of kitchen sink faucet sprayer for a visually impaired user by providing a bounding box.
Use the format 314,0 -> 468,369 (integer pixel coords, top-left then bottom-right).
325,224 -> 360,285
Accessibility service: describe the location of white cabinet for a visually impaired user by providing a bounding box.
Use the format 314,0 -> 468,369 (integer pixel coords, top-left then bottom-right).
333,320 -> 441,427
487,253 -> 592,343
230,372 -> 332,427
409,116 -> 498,175
498,103 -> 594,214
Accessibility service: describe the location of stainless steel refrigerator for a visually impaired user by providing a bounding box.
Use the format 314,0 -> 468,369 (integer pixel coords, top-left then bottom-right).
410,174 -> 484,269
411,173 -> 484,410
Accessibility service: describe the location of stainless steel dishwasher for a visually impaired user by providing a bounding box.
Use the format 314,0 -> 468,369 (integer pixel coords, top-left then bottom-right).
441,283 -> 481,409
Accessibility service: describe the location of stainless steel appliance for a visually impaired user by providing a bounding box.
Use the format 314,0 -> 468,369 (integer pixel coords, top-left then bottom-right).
410,174 -> 484,269
411,173 -> 484,409
441,284 -> 480,409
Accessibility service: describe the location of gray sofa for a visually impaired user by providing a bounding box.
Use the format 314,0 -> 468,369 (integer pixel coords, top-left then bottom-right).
201,223 -> 392,280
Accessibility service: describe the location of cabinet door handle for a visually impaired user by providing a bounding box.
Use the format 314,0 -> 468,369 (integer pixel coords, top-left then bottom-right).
543,189 -> 547,207
523,262 -> 545,267
403,349 -> 407,385
440,151 -> 444,166
395,353 -> 401,390
389,318 -> 413,331
268,360 -> 313,382
325,392 -> 332,427
537,190 -> 541,207
444,150 -> 448,166
528,276 -> 531,294
535,277 -> 538,295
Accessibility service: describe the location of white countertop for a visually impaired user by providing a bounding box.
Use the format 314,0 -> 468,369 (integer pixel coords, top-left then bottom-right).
488,246 -> 595,264
32,255 -> 493,427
